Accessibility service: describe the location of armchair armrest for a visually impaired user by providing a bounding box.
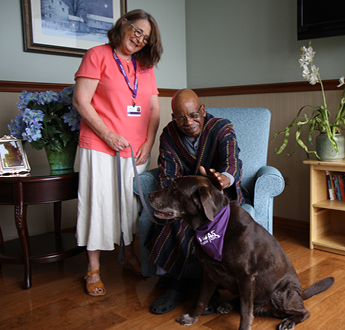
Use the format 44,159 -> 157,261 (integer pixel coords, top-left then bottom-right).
253,166 -> 285,234
133,167 -> 159,198
133,167 -> 159,276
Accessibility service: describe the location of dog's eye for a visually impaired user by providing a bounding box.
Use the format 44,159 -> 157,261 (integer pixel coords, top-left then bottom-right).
170,180 -> 182,197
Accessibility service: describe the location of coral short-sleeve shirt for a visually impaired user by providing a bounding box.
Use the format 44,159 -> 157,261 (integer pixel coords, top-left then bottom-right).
74,44 -> 159,157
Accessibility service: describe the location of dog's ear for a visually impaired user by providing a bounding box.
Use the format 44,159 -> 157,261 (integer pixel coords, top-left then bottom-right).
198,186 -> 217,221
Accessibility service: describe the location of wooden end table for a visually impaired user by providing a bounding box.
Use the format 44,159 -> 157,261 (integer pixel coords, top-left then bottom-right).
0,165 -> 85,289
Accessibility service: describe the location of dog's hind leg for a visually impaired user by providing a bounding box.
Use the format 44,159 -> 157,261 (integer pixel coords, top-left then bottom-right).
272,289 -> 310,330
277,277 -> 334,329
176,274 -> 217,326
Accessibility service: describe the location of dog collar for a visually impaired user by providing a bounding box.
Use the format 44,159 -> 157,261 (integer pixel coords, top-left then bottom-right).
195,204 -> 230,261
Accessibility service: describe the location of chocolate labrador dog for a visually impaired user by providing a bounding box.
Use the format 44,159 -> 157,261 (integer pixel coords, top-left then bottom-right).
149,175 -> 334,330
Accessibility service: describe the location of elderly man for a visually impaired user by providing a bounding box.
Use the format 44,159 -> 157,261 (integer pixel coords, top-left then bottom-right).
147,88 -> 246,314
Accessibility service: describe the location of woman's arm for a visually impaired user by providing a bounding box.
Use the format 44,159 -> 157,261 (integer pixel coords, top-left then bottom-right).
73,77 -> 129,151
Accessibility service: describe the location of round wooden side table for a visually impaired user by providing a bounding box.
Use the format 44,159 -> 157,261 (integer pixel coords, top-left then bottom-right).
0,166 -> 85,289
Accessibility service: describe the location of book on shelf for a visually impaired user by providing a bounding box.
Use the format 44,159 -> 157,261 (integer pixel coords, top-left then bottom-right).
326,171 -> 335,201
326,171 -> 345,201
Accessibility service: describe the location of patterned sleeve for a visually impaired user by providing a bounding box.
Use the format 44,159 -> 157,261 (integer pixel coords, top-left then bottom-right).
158,128 -> 184,190
217,122 -> 243,192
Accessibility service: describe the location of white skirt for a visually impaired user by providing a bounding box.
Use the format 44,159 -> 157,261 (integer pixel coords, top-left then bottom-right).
76,148 -> 150,251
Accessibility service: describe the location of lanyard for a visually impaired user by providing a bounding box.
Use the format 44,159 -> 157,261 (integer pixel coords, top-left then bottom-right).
112,48 -> 138,106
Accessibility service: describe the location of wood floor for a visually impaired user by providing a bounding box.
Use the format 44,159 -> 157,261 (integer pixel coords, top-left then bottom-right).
1,226 -> 345,330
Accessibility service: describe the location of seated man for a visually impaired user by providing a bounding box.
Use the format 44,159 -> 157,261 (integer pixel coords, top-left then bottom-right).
146,88 -> 246,314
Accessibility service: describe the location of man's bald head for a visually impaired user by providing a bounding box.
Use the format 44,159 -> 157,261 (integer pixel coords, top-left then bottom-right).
171,89 -> 206,139
171,89 -> 200,114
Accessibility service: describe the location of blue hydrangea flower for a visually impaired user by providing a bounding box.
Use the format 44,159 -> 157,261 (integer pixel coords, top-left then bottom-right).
17,91 -> 39,111
62,106 -> 81,131
8,113 -> 26,138
58,86 -> 75,105
37,91 -> 59,105
22,108 -> 45,125
8,85 -> 79,150
22,123 -> 43,142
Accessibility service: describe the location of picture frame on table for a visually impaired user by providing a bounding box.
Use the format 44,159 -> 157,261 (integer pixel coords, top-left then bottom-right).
0,136 -> 31,176
21,0 -> 127,57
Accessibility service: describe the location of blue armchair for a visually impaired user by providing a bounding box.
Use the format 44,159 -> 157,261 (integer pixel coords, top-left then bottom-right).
133,107 -> 285,276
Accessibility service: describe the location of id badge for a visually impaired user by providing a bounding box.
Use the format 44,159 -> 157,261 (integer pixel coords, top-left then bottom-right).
127,105 -> 141,117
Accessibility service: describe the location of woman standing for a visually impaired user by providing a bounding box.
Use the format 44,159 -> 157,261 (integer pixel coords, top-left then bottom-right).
73,9 -> 163,296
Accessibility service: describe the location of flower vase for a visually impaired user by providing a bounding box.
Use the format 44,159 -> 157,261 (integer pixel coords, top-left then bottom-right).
316,133 -> 345,161
45,141 -> 78,172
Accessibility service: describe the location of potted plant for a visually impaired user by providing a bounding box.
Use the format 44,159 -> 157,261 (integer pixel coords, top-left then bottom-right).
272,42 -> 345,160
8,85 -> 81,170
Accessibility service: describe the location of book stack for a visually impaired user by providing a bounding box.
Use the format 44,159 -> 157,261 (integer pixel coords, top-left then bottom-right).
326,170 -> 345,201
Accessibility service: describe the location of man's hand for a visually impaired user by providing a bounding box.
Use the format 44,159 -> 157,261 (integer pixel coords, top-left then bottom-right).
199,166 -> 230,191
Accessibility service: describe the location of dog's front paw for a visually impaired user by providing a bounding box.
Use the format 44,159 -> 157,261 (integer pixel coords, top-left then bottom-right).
217,302 -> 233,314
176,314 -> 198,326
278,318 -> 295,330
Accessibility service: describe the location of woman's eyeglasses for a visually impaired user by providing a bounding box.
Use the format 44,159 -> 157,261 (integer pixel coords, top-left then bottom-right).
130,23 -> 150,45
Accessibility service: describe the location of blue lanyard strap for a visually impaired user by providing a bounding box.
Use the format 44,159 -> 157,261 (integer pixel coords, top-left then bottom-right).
112,48 -> 138,106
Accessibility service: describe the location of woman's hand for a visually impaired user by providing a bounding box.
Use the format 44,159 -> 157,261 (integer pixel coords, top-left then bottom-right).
104,132 -> 130,152
135,141 -> 151,165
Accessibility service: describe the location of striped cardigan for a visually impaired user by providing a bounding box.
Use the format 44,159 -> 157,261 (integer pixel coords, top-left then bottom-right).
146,113 -> 245,279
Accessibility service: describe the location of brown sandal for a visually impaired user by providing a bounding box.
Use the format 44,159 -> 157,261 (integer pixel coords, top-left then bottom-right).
123,254 -> 141,275
84,270 -> 106,297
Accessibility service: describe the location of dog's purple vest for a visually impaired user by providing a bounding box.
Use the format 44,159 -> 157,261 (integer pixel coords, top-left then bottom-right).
195,204 -> 230,261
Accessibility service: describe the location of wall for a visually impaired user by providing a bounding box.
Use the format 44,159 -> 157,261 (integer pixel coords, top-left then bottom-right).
185,0 -> 345,88
0,0 -> 186,241
2,0 -> 345,241
199,89 -> 343,222
185,0 -> 345,223
0,1 -> 187,89
0,90 -> 172,242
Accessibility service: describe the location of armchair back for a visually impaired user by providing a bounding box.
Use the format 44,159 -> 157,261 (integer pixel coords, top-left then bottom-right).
207,107 -> 271,196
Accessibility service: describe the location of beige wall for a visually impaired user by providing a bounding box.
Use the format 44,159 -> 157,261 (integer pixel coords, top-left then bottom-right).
1,89 -> 343,241
144,89 -> 344,224
198,90 -> 343,222
0,92 -> 173,241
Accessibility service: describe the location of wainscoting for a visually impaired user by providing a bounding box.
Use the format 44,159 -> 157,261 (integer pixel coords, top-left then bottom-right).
0,79 -> 342,240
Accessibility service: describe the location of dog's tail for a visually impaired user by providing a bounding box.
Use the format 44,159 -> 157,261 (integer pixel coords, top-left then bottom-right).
302,277 -> 334,300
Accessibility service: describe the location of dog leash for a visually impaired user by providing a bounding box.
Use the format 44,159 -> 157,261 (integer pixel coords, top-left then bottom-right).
116,144 -> 168,265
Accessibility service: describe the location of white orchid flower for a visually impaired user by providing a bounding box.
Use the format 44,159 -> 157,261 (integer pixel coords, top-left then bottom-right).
300,46 -> 315,63
337,76 -> 345,88
299,57 -> 310,67
300,46 -> 308,55
311,65 -> 319,73
305,46 -> 315,60
302,65 -> 310,80
307,65 -> 319,85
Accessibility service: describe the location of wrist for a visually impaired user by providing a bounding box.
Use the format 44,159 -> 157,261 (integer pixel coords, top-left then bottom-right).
221,172 -> 234,187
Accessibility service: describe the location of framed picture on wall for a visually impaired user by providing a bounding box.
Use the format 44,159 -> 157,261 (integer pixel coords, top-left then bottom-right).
21,0 -> 127,57
0,136 -> 31,175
